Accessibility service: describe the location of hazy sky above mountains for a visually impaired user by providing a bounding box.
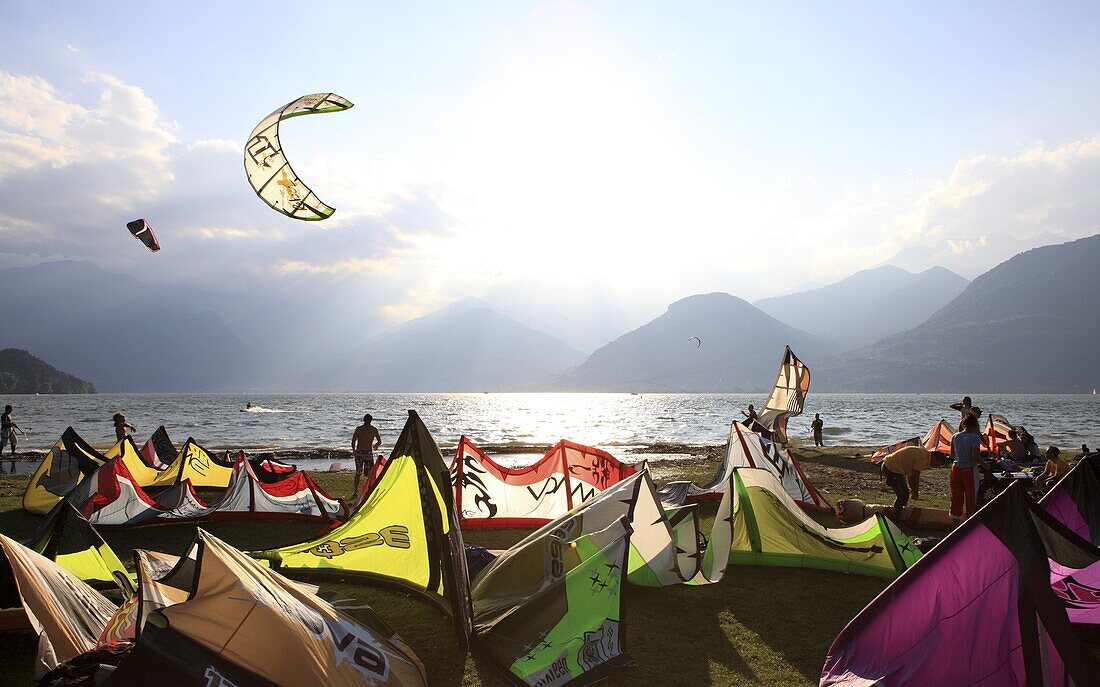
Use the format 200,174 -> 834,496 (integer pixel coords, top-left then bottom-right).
1,1 -> 1098,349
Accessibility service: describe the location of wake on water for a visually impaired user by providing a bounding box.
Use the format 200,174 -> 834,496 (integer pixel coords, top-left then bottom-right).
242,406 -> 298,413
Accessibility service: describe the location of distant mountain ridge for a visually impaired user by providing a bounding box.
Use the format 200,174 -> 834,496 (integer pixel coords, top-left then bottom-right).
309,298 -> 586,391
755,265 -> 969,350
0,261 -> 259,392
547,292 -> 838,392
0,348 -> 95,394
817,234 -> 1100,392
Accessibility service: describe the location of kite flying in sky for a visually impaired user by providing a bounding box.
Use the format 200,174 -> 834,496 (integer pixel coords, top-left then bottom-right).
243,93 -> 354,221
125,219 -> 160,252
689,336 -> 702,348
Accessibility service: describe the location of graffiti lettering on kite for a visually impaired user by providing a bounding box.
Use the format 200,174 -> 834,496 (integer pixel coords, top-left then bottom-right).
454,454 -> 499,518
1053,576 -> 1100,610
305,525 -> 410,559
527,476 -> 567,501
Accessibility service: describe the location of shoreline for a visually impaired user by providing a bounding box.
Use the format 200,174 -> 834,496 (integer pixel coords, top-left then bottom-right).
0,440 -> 871,462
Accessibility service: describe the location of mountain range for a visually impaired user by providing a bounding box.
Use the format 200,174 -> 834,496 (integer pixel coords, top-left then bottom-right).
0,261 -> 257,392
1,235 -> 1095,392
307,298 -> 586,391
755,265 -> 969,350
547,293 -> 838,392
817,234 -> 1100,392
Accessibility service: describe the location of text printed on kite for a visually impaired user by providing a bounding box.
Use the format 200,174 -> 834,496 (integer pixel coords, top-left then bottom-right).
243,93 -> 354,221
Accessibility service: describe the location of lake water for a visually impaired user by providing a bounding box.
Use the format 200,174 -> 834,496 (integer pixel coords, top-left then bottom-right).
2,393 -> 1096,456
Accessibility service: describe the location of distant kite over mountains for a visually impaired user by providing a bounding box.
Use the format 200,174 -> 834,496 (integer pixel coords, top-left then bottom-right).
243,93 -> 354,221
125,219 -> 160,252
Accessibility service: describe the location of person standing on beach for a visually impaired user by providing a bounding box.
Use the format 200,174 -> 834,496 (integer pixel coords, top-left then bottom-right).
112,413 -> 136,442
950,413 -> 985,526
742,404 -> 757,426
811,413 -> 824,447
949,396 -> 981,422
352,414 -> 382,499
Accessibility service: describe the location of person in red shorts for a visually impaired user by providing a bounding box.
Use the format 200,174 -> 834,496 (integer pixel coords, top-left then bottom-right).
950,413 -> 986,526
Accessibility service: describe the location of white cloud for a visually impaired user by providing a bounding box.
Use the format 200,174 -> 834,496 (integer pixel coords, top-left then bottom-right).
0,70 -> 463,284
0,63 -> 1096,357
798,136 -> 1100,281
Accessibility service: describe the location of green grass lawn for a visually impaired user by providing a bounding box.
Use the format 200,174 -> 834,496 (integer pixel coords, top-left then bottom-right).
0,448 -> 946,686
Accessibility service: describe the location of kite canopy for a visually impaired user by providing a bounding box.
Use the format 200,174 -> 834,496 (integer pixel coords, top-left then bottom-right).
23,428 -> 108,515
244,92 -> 353,221
984,412 -> 1015,454
821,483 -> 1100,686
125,219 -> 160,252
450,437 -> 637,529
731,468 -> 919,579
754,346 -> 810,444
4,530 -> 429,686
472,517 -> 633,686
108,530 -> 429,687
0,534 -> 118,680
67,451 -> 346,527
25,502 -> 133,596
920,419 -> 955,456
658,420 -> 829,512
1040,453 -> 1100,543
257,410 -> 474,647
688,336 -> 702,348
138,426 -> 176,470
143,438 -> 236,489
471,466 -> 733,684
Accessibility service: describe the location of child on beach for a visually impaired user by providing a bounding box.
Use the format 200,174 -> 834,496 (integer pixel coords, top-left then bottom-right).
112,413 -> 136,442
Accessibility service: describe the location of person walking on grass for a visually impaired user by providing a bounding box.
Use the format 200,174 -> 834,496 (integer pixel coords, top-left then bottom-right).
950,413 -> 986,526
352,414 -> 382,500
811,413 -> 824,447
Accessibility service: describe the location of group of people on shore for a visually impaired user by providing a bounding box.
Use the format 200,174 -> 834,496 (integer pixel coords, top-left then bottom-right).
879,396 -> 1083,526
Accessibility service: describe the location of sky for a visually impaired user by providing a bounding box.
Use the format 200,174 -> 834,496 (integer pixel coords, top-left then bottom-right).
1,1 -> 1098,352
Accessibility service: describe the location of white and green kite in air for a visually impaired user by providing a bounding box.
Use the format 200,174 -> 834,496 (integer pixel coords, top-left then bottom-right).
243,93 -> 354,221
